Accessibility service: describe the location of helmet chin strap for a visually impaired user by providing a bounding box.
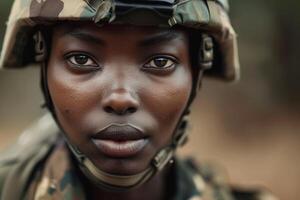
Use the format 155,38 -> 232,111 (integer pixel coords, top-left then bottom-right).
55,107 -> 190,191
38,30 -> 211,191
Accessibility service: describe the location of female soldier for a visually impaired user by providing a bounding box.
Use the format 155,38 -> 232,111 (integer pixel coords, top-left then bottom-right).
0,0 -> 275,199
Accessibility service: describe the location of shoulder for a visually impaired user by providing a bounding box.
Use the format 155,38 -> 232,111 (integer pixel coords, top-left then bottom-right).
180,158 -> 278,200
0,113 -> 60,199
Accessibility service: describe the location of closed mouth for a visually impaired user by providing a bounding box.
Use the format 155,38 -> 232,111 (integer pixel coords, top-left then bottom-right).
91,124 -> 149,158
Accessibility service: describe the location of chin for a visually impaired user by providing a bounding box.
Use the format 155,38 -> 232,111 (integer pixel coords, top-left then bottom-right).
84,138 -> 156,175
92,156 -> 151,175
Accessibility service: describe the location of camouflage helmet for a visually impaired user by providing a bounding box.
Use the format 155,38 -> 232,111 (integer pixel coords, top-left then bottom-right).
0,0 -> 239,81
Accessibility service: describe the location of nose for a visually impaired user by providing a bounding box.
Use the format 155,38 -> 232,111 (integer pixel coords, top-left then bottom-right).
102,89 -> 139,115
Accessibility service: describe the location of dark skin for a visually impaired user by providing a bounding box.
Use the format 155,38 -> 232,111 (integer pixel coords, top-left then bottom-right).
47,23 -> 193,200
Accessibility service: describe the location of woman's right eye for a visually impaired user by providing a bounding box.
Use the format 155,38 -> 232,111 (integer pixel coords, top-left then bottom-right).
66,54 -> 99,69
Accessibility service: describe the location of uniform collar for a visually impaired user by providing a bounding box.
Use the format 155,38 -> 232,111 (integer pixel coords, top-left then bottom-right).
27,142 -> 206,200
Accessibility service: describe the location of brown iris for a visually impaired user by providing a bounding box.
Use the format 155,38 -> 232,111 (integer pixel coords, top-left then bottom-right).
154,58 -> 168,68
75,55 -> 89,65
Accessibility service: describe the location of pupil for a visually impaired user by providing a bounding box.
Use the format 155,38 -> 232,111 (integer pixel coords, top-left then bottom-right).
154,58 -> 167,67
75,55 -> 88,65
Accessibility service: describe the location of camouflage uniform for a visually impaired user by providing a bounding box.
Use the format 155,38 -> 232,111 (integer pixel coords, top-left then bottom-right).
0,114 -> 277,200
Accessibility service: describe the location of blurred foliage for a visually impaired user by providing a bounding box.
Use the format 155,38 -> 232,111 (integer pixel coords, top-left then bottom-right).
230,0 -> 300,110
0,0 -> 13,48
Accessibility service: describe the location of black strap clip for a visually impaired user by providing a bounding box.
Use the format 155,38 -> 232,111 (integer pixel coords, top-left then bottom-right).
114,0 -> 176,25
200,34 -> 214,70
33,31 -> 47,62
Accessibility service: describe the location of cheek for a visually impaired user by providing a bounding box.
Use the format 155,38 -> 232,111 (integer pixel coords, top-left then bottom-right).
46,58 -> 101,139
142,66 -> 192,142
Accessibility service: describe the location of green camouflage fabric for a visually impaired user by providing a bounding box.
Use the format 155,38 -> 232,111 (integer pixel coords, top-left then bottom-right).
0,114 -> 278,200
23,141 -> 87,200
0,0 -> 239,81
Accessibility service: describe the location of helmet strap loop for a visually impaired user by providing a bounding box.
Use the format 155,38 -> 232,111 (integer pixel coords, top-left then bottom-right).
34,31 -> 47,62
200,34 -> 214,70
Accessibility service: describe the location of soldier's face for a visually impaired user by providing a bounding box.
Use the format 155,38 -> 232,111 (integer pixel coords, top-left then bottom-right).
47,23 -> 192,175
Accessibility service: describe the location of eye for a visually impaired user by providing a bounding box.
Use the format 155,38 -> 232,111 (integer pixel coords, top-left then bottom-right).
66,53 -> 99,69
143,56 -> 177,70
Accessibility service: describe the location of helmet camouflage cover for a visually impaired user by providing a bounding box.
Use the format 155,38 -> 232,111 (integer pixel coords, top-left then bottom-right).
0,0 -> 239,81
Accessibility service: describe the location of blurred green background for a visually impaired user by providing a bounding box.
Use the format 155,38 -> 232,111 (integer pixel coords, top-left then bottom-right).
0,1 -> 299,200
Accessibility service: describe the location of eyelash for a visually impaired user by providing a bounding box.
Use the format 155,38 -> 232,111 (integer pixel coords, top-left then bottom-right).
65,53 -> 99,69
64,53 -> 178,72
143,55 -> 178,70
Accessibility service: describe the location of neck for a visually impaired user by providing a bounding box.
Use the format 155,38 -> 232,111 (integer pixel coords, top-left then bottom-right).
81,165 -> 172,200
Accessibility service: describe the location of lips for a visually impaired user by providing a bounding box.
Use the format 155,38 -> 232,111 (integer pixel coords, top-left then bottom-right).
91,124 -> 149,158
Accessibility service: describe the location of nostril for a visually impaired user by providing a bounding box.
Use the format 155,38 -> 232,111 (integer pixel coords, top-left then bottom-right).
103,106 -> 137,115
127,107 -> 137,114
104,106 -> 114,114
102,92 -> 139,115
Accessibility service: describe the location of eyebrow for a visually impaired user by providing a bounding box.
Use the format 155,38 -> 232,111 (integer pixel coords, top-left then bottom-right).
63,29 -> 105,46
61,28 -> 181,47
138,31 -> 182,47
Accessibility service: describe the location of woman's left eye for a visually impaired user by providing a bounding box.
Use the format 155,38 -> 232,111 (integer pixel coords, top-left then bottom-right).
143,57 -> 177,69
67,54 -> 99,68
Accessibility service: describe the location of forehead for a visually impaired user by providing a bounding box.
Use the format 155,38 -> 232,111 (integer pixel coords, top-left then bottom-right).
52,22 -> 188,44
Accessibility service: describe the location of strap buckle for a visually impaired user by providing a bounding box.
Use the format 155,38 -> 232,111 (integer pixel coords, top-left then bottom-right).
33,31 -> 46,62
200,34 -> 214,70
